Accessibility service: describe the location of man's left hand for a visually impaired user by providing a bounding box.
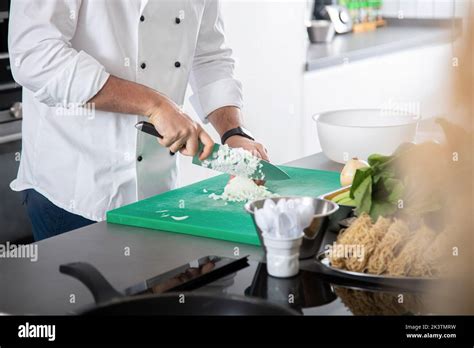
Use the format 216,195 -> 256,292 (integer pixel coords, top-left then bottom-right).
225,136 -> 269,186
207,106 -> 270,163
225,136 -> 269,161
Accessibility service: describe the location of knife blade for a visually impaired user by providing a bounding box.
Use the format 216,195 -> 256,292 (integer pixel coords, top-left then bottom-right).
136,121 -> 290,180
192,143 -> 290,181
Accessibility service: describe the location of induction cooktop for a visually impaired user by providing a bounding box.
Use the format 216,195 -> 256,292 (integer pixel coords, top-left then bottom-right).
187,259 -> 432,316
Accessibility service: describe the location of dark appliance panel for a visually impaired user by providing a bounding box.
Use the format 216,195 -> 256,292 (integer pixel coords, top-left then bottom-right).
0,0 -> 32,243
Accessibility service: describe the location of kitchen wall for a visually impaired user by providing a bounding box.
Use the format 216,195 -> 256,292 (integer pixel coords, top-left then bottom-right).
381,0 -> 469,18
178,0 -> 458,187
179,0 -> 308,187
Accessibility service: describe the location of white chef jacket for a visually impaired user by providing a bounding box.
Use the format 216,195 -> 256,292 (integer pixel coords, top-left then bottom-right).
8,0 -> 243,221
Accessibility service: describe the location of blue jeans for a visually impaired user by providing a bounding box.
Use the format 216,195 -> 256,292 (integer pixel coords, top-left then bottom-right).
22,189 -> 95,241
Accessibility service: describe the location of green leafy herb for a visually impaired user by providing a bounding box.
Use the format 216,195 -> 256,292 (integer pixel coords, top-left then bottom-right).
350,152 -> 404,220
348,119 -> 467,221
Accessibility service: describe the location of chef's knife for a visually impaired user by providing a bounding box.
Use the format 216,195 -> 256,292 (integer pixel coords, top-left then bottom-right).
135,121 -> 176,156
192,143 -> 289,181
135,121 -> 290,180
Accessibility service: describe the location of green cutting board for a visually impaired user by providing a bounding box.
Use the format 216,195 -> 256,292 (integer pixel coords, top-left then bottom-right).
107,166 -> 341,246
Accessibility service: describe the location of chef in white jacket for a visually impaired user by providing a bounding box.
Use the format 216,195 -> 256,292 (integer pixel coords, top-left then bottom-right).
8,0 -> 268,241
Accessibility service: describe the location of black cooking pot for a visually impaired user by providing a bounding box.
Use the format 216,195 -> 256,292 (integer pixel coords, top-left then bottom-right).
60,262 -> 300,316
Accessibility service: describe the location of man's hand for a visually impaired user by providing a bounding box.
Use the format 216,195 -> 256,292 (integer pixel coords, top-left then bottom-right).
148,95 -> 214,160
208,106 -> 269,185
226,136 -> 268,185
208,106 -> 269,161
88,76 -> 214,160
224,136 -> 269,161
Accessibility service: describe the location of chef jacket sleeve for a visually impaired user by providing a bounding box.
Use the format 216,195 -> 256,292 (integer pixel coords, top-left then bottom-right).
189,0 -> 243,123
8,0 -> 110,108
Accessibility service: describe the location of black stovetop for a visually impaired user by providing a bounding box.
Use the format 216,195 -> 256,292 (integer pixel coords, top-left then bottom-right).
190,259 -> 432,316
166,212 -> 435,316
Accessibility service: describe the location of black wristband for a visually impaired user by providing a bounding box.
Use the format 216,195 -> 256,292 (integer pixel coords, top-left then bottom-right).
221,127 -> 255,145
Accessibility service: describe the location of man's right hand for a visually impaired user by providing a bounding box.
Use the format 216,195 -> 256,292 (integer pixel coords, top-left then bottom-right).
148,94 -> 214,160
87,76 -> 214,160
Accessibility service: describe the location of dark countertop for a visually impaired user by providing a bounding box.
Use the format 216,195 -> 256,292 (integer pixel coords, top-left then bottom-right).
0,152 -> 347,315
0,151 -> 443,316
0,150 -> 442,316
306,18 -> 461,71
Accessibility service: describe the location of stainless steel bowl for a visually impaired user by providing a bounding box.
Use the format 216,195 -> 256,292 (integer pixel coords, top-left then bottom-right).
307,20 -> 336,43
244,197 -> 339,259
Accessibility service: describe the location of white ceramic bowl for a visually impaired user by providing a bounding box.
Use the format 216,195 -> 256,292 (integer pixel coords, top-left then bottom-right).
313,109 -> 418,164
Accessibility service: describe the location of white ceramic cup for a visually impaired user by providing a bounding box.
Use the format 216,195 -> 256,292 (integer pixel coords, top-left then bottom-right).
262,233 -> 304,278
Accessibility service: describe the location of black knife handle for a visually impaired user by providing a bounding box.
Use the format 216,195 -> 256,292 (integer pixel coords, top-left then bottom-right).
135,121 -> 175,156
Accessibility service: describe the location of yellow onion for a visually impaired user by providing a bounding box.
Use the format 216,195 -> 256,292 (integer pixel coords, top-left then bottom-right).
340,158 -> 368,187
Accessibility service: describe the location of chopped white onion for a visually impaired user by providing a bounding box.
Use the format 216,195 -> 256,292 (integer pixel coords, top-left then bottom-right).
208,177 -> 276,203
201,144 -> 264,179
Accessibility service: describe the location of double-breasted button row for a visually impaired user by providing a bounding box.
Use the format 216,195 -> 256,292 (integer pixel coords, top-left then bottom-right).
139,15 -> 182,24
138,13 -> 182,73
140,62 -> 181,70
